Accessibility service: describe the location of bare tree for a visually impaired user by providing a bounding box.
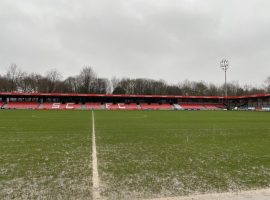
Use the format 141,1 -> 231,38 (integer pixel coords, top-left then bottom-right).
78,66 -> 97,93
0,65 -> 269,96
64,76 -> 80,93
21,74 -> 35,92
0,75 -> 11,92
6,64 -> 25,92
45,69 -> 63,92
264,76 -> 270,93
206,83 -> 220,96
92,78 -> 110,94
113,86 -> 126,94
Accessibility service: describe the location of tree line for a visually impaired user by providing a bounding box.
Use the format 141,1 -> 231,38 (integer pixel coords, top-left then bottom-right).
0,64 -> 269,96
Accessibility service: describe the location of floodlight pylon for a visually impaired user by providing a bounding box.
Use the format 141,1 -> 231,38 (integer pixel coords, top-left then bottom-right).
220,59 -> 229,97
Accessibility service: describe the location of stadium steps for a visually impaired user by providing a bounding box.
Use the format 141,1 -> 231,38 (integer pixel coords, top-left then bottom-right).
37,103 -> 42,109
100,104 -> 105,109
140,103 -> 173,110
5,102 -> 39,109
2,103 -> 8,109
85,102 -> 104,110
173,104 -> 183,110
0,102 -> 5,109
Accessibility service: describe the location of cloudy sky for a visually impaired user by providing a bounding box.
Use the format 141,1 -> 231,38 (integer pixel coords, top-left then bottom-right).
0,0 -> 269,86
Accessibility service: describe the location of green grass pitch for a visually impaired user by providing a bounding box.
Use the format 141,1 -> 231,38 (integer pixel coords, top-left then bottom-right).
1,110 -> 270,199
0,110 -> 92,199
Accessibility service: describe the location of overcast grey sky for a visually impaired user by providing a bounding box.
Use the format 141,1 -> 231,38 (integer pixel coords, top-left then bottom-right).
0,0 -> 269,86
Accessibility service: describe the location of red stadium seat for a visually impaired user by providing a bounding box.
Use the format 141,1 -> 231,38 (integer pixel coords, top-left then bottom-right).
204,104 -> 218,109
127,103 -> 140,110
179,104 -> 205,110
157,103 -> 173,110
178,103 -> 226,110
85,102 -> 104,110
104,103 -> 140,110
105,103 -> 124,110
140,103 -> 173,110
203,104 -> 223,109
64,103 -> 82,109
41,102 -> 62,109
0,101 -> 5,108
6,102 -> 39,109
40,102 -> 82,110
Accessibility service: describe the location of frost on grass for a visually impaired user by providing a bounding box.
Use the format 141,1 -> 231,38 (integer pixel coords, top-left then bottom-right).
97,140 -> 270,200
0,110 -> 93,200
99,160 -> 270,200
1,177 -> 90,200
0,157 -> 92,200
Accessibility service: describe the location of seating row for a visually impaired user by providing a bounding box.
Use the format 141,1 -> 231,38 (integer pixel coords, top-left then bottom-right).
179,103 -> 226,110
0,102 -> 4,108
6,102 -> 39,109
2,102 -> 226,110
140,103 -> 173,110
104,103 -> 139,110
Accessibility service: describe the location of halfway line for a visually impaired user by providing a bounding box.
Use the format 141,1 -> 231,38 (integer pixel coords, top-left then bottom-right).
92,111 -> 101,200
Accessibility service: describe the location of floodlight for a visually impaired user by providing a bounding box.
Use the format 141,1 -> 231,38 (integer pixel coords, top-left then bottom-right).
220,59 -> 229,97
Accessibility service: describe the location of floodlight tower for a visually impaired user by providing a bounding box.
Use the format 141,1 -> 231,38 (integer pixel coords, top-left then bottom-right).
220,59 -> 229,97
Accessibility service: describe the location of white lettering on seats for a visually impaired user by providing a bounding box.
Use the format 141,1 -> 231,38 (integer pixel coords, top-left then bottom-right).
66,103 -> 74,109
52,103 -> 60,109
118,103 -> 126,109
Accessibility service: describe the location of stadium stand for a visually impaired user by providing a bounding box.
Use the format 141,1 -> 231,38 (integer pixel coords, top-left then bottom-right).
262,107 -> 270,111
6,102 -> 39,109
0,101 -> 5,108
40,102 -> 82,110
105,103 -> 125,110
64,103 -> 75,109
41,102 -> 62,109
85,102 -> 104,110
203,105 -> 219,109
128,103 -> 140,110
177,103 -> 226,110
173,104 -> 183,110
64,103 -> 82,109
105,103 -> 140,110
105,103 -> 123,110
203,103 -> 226,110
178,104 -> 205,110
140,103 -> 173,110
0,92 -> 269,111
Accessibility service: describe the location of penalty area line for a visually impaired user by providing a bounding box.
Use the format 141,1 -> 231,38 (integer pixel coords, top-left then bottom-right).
92,111 -> 101,200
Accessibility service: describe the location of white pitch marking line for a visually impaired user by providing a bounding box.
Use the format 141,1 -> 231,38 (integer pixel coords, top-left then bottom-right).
144,188 -> 270,200
92,111 -> 101,200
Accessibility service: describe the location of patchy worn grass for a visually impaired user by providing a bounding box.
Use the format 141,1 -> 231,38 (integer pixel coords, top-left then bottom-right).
0,110 -> 92,200
95,110 -> 270,200
1,110 -> 270,200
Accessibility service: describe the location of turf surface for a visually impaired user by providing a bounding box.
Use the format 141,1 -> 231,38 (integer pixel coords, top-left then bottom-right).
0,110 -> 92,199
1,110 -> 270,199
95,110 -> 270,199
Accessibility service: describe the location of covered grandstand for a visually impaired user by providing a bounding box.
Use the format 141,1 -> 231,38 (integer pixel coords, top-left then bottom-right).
0,92 -> 269,111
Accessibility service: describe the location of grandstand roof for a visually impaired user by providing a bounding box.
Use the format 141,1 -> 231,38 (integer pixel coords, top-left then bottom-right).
0,92 -> 269,99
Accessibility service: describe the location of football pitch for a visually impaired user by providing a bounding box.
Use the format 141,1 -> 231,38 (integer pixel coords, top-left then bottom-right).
1,110 -> 270,199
